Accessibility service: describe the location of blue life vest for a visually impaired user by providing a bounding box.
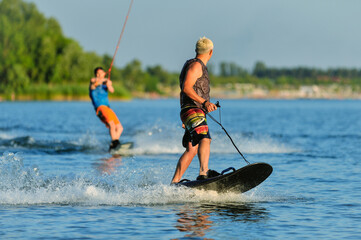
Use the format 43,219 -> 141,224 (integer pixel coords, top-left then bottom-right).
89,84 -> 110,110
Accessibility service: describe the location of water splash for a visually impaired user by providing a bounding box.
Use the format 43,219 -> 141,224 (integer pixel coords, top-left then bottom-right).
0,133 -> 102,154
131,125 -> 299,155
131,125 -> 182,155
0,152 -> 278,206
212,134 -> 299,154
0,152 -> 43,200
1,125 -> 298,155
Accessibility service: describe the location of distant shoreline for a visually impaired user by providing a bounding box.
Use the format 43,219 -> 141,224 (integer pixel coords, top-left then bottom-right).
1,83 -> 360,101
1,94 -> 360,102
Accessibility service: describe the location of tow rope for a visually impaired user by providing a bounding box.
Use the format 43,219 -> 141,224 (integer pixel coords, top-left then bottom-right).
106,0 -> 134,80
207,101 -> 250,165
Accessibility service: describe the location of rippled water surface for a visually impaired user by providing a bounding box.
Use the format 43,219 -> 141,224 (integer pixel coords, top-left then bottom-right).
0,99 -> 360,239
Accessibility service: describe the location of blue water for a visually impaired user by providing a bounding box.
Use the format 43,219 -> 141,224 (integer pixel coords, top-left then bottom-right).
0,99 -> 360,239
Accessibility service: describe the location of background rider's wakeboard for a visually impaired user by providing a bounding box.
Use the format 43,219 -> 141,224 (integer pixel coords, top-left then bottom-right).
109,142 -> 134,155
175,162 -> 273,193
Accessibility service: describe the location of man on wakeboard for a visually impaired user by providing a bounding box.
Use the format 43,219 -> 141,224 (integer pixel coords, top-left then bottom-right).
89,67 -> 123,152
171,37 -> 220,184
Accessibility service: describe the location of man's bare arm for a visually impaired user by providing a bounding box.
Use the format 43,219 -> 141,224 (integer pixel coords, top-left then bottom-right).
182,62 -> 217,112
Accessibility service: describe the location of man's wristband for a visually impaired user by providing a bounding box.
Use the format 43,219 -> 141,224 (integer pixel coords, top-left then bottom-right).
202,100 -> 208,108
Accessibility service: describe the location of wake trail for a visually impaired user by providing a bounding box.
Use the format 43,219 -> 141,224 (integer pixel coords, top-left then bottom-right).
0,152 -> 280,206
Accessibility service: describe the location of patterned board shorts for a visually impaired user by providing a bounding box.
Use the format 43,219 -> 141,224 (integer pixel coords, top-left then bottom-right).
96,105 -> 120,128
180,107 -> 211,147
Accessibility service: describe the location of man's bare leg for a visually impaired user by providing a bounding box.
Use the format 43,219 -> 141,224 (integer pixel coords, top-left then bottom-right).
198,138 -> 211,176
171,142 -> 198,183
108,121 -> 117,141
114,123 -> 123,140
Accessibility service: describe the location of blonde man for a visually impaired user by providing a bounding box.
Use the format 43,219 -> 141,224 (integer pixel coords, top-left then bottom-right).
171,37 -> 219,183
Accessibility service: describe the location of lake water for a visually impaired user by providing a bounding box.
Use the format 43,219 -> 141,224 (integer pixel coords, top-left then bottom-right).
0,99 -> 360,239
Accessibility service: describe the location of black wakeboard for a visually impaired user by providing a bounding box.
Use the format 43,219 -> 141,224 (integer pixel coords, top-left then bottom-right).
175,162 -> 273,193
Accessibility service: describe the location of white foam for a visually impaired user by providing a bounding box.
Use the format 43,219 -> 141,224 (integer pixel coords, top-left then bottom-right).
0,152 -> 280,206
132,127 -> 299,155
0,162 -> 279,205
0,132 -> 14,140
132,125 -> 183,155
70,130 -> 102,148
0,182 -> 273,206
212,135 -> 299,154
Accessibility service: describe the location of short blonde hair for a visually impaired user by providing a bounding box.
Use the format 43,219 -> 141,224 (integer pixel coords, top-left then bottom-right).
195,37 -> 213,54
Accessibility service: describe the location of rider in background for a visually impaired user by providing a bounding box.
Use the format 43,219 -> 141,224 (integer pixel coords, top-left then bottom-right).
89,67 -> 123,151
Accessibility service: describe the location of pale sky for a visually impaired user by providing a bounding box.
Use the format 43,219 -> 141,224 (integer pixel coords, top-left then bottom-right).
26,0 -> 361,72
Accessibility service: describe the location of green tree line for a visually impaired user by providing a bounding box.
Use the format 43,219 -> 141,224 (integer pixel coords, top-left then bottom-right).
212,61 -> 361,89
0,0 -> 178,99
0,0 -> 360,100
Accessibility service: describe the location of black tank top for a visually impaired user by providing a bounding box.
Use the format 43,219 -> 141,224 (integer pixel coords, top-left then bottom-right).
179,58 -> 210,110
